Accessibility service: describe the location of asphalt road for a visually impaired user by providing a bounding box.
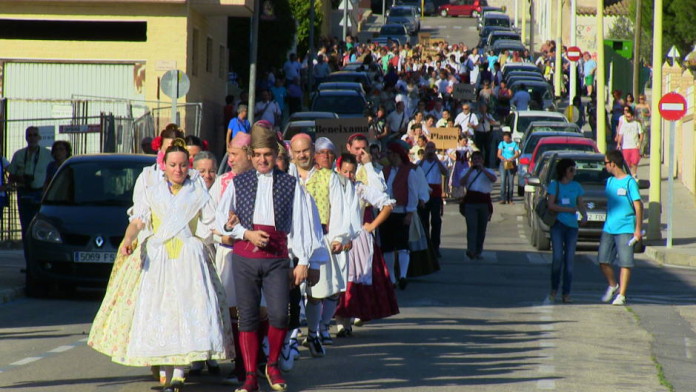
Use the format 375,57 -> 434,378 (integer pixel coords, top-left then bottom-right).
2,195 -> 696,391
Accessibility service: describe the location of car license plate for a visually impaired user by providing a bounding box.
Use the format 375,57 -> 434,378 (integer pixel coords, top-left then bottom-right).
74,252 -> 117,263
577,212 -> 606,221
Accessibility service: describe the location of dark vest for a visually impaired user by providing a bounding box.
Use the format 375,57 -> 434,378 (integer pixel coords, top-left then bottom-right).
383,163 -> 413,207
233,169 -> 296,233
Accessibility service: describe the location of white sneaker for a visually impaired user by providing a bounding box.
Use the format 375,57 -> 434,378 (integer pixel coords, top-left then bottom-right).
279,341 -> 295,372
601,285 -> 620,302
612,294 -> 626,305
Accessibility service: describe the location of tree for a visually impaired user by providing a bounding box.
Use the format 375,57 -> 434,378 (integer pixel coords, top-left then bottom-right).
628,0 -> 696,63
607,16 -> 633,41
289,0 -> 324,60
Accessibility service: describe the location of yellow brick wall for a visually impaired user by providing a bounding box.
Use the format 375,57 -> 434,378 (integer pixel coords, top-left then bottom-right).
0,1 -> 230,149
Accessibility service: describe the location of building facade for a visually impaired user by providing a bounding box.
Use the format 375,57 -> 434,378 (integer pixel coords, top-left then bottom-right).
0,0 -> 252,156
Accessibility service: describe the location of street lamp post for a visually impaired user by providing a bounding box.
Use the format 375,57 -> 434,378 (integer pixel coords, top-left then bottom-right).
648,0 -> 663,240
596,0 -> 607,153
554,0 -> 563,98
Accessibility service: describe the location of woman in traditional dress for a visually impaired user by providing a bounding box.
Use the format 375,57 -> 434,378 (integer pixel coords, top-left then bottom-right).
89,125 -> 185,377
91,139 -> 232,392
334,153 -> 399,337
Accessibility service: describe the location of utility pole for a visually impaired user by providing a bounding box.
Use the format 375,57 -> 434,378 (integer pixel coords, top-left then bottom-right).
309,0 -> 315,95
647,0 -> 663,240
632,0 -> 642,96
247,0 -> 260,124
554,0 -> 563,98
569,0 -> 577,99
596,0 -> 607,153
521,0 -> 527,47
529,0 -> 534,57
342,0 -> 348,42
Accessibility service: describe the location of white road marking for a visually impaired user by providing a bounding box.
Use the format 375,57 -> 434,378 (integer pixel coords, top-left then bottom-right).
540,315 -> 553,321
540,324 -> 554,331
519,234 -> 526,239
539,340 -> 556,348
517,216 -> 524,221
10,357 -> 42,366
453,26 -> 463,29
685,337 -> 692,360
537,379 -> 556,389
48,345 -> 74,353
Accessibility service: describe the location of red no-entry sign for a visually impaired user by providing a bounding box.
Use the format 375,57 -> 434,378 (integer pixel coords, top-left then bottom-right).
659,92 -> 688,121
567,46 -> 582,62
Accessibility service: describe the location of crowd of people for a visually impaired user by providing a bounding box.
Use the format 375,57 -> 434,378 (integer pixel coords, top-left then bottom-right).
0,32 -> 650,392
88,119 -> 446,392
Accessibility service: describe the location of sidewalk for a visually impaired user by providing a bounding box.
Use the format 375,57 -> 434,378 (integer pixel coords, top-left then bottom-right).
638,161 -> 696,267
0,249 -> 25,304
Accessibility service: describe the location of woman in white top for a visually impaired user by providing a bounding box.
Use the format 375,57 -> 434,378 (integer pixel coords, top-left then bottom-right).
459,151 -> 497,259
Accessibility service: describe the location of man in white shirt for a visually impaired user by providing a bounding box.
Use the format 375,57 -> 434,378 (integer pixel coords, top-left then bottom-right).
254,90 -> 282,128
382,101 -> 409,148
381,142 -> 419,290
454,103 -> 479,137
7,126 -> 53,237
217,123 -> 324,392
288,134 -> 352,358
417,142 -> 448,257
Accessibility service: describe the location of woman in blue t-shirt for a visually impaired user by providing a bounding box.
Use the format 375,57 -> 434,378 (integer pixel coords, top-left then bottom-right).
496,132 -> 520,204
547,158 -> 588,303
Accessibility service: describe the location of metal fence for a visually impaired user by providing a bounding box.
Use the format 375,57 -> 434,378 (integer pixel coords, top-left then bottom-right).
0,96 -> 203,244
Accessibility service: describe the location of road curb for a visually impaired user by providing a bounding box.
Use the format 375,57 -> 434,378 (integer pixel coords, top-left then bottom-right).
0,286 -> 25,304
645,245 -> 696,268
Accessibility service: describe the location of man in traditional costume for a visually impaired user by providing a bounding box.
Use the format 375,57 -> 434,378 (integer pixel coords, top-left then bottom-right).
381,142 -> 419,290
288,133 -> 353,357
217,124 -> 324,392
209,132 -> 257,384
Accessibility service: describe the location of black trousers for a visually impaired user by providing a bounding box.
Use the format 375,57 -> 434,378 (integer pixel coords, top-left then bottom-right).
288,258 -> 302,331
474,131 -> 494,168
418,196 -> 442,251
232,254 -> 290,332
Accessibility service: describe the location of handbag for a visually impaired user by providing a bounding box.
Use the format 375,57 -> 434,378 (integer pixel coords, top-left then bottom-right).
625,179 -> 646,253
535,180 -> 559,227
459,169 -> 484,216
503,160 -> 516,170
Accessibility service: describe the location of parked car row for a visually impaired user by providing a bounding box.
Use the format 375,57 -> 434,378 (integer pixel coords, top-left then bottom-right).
517,124 -> 649,250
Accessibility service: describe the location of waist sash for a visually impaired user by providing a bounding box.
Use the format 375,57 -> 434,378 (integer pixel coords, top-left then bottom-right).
234,224 -> 288,259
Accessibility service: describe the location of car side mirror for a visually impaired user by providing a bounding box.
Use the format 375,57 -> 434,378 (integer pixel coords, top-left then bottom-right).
638,179 -> 650,189
527,177 -> 541,186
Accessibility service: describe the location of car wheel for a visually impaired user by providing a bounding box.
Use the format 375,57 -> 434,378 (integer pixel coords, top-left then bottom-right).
517,185 -> 524,197
440,9 -> 448,17
536,221 -> 551,250
25,269 -> 49,298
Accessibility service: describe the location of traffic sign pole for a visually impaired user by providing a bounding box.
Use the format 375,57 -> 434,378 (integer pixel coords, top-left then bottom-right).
658,92 -> 688,248
667,119 -> 674,248
171,70 -> 178,124
569,0 -> 578,100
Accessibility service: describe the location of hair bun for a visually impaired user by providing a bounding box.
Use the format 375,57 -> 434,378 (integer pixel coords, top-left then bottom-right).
171,138 -> 187,149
